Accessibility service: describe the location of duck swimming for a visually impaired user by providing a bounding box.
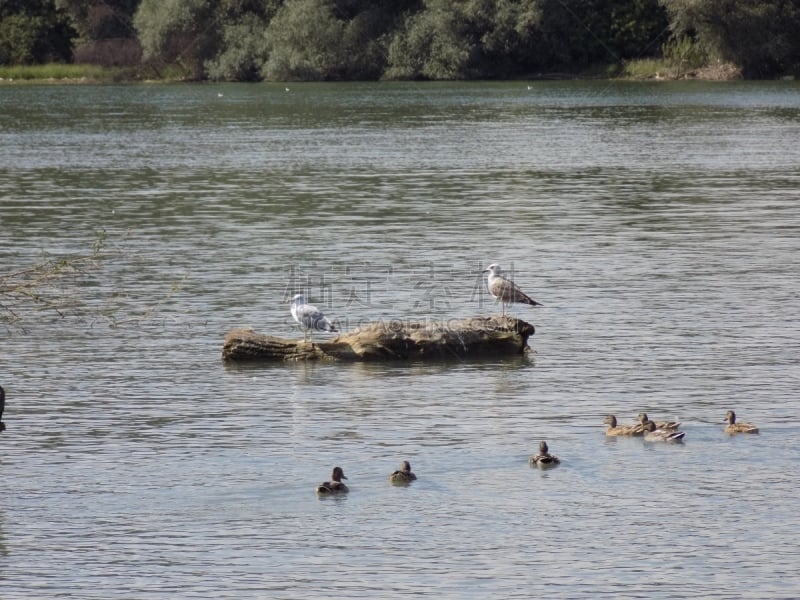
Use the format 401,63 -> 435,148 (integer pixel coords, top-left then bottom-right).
316,466 -> 349,494
603,415 -> 644,436
643,420 -> 685,442
723,410 -> 759,434
637,413 -> 680,430
529,440 -> 560,468
389,461 -> 417,484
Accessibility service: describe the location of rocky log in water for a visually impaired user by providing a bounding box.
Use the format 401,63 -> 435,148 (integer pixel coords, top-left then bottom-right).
222,316 -> 534,362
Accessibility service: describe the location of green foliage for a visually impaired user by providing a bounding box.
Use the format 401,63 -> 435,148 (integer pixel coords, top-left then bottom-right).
386,2 -> 473,80
537,0 -> 668,70
205,14 -> 270,81
261,0 -> 348,80
55,0 -> 140,41
661,35 -> 707,73
134,0 -> 218,79
4,0 -> 800,79
0,0 -> 75,65
619,57 -> 668,78
0,14 -> 43,64
661,0 -> 800,78
386,0 -> 545,80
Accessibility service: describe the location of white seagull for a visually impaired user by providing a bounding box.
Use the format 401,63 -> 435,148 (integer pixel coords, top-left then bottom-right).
290,294 -> 337,341
482,263 -> 542,316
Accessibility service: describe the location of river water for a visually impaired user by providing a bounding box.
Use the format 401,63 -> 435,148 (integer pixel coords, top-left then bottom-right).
1,80 -> 799,598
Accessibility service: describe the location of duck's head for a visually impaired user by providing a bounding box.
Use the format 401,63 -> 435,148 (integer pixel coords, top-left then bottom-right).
643,420 -> 657,432
331,466 -> 347,482
603,415 -> 618,427
400,461 -> 412,473
724,410 -> 736,424
637,412 -> 649,424
539,440 -> 550,454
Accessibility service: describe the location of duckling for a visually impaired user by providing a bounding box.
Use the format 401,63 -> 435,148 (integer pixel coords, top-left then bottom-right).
529,440 -> 560,468
0,384 -> 5,432
604,415 -> 644,436
389,460 -> 417,484
316,466 -> 349,494
637,412 -> 680,430
723,410 -> 759,434
643,420 -> 685,442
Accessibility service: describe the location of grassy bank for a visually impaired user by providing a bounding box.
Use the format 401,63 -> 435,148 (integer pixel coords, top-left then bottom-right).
0,63 -> 187,83
620,58 -> 743,81
0,63 -> 126,82
2,60 -> 749,84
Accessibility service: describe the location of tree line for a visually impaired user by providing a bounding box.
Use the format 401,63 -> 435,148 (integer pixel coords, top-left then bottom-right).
1,0 -> 798,80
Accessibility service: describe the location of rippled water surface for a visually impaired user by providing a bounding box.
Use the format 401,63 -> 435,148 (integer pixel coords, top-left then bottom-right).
2,81 -> 800,598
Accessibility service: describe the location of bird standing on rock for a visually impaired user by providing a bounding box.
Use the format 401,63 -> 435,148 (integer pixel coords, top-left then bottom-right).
290,294 -> 337,341
482,264 -> 542,316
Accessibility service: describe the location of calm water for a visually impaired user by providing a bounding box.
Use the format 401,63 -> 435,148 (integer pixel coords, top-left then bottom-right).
1,80 -> 799,598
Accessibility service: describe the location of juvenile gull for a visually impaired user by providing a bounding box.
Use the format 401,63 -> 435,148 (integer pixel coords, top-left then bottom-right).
482,263 -> 542,316
290,294 -> 337,341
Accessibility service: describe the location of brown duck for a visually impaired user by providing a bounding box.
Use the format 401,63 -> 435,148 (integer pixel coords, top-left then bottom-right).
316,466 -> 349,494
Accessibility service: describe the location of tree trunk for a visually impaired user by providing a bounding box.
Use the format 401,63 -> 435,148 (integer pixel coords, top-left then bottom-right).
222,316 -> 535,362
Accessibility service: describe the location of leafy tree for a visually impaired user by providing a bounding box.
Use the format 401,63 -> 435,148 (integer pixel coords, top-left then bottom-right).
205,12 -> 270,80
661,0 -> 800,78
0,14 -> 43,64
0,0 -> 75,64
204,1 -> 281,80
464,0 -> 545,76
261,0 -> 347,80
134,0 -> 219,78
55,0 -> 140,40
386,0 -> 477,79
334,0 -> 421,79
54,1 -> 142,66
537,0 -> 668,70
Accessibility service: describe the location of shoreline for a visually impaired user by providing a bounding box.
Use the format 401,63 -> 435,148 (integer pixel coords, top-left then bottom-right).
2,61 -> 795,85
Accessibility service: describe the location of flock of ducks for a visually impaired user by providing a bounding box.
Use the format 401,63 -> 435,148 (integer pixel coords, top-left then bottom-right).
3,260 -> 763,490
316,461 -> 417,495
604,410 -> 759,439
316,410 -> 760,494
293,265 -> 760,494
